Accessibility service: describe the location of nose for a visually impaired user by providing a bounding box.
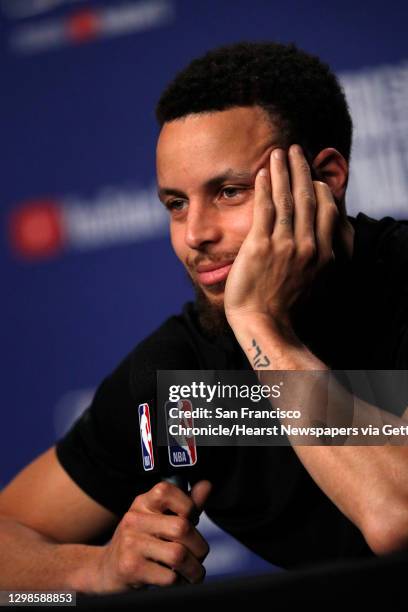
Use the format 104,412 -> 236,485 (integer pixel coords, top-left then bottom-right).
184,200 -> 222,250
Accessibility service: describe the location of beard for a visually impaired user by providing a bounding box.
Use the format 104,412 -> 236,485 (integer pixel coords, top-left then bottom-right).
185,250 -> 239,338
189,276 -> 231,338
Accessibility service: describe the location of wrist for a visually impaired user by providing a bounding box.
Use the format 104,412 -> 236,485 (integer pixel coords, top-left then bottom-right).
66,544 -> 105,593
227,311 -> 296,345
227,311 -> 321,371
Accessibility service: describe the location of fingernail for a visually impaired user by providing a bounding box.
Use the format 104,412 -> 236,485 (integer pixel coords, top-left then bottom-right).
258,168 -> 268,177
291,144 -> 303,155
273,148 -> 285,160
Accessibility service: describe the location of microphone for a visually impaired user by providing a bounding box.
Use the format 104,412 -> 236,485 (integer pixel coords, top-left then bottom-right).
162,473 -> 189,493
161,399 -> 197,494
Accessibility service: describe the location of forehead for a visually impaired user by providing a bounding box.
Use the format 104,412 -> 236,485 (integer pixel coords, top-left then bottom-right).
156,106 -> 280,187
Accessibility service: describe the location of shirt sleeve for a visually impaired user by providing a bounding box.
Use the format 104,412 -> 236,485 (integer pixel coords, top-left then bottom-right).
358,215 -> 408,416
55,352 -> 160,517
55,314 -> 201,517
385,220 -> 408,414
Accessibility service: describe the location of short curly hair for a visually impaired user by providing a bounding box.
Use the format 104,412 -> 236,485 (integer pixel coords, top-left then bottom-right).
156,41 -> 353,162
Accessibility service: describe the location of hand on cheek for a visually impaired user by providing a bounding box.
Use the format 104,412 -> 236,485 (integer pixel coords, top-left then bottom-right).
224,145 -> 339,330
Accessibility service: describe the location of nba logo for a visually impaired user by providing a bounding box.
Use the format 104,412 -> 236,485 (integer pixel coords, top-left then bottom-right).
165,400 -> 197,467
138,403 -> 154,471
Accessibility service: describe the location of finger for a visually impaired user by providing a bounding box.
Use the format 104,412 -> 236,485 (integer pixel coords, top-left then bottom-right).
270,148 -> 294,236
314,181 -> 339,267
288,144 -> 316,244
126,558 -> 179,588
127,512 -> 209,560
145,537 -> 206,585
190,480 -> 212,513
166,515 -> 209,561
132,481 -> 196,518
251,166 -> 274,236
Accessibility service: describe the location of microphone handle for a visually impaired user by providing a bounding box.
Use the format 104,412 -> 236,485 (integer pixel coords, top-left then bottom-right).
162,474 -> 189,493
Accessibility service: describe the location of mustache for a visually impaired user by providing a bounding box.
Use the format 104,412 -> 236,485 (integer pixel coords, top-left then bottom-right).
186,251 -> 239,271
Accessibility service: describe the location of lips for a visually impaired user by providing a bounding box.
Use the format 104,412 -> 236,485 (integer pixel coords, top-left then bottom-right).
195,261 -> 234,286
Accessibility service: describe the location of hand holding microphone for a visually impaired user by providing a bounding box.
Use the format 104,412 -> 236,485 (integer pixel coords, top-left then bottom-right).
93,479 -> 212,592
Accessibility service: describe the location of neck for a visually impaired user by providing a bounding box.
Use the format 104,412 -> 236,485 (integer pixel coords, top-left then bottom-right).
333,214 -> 355,262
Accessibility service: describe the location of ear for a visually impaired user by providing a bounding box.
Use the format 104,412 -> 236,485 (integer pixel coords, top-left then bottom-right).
311,148 -> 349,206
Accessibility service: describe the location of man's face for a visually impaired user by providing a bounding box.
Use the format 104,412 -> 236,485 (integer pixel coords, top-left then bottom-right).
156,106 -> 281,326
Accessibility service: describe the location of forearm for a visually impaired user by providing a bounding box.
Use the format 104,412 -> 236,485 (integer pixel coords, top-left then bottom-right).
231,315 -> 408,554
0,515 -> 102,592
292,444 -> 408,554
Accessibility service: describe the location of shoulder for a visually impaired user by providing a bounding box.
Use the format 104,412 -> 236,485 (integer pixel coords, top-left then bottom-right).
91,304 -> 201,407
351,213 -> 408,367
128,305 -> 202,400
352,213 -> 408,269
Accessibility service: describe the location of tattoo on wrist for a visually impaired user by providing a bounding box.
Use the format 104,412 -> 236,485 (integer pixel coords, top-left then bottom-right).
250,338 -> 271,368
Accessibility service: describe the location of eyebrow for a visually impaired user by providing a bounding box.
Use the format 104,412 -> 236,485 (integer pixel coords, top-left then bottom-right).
157,168 -> 253,201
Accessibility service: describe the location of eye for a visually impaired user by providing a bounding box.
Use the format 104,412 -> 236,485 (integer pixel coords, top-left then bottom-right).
221,186 -> 243,199
166,199 -> 187,213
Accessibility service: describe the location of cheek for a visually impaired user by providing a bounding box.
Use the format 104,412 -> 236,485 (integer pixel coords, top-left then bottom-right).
170,223 -> 186,263
225,200 -> 254,244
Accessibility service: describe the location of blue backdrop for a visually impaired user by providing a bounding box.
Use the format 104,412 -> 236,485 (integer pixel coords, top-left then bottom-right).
1,0 -> 408,578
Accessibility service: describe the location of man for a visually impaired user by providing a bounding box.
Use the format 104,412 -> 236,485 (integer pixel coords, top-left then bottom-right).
1,41 -> 408,592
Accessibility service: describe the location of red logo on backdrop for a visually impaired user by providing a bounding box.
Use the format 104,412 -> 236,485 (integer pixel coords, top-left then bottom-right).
66,9 -> 101,44
9,199 -> 66,260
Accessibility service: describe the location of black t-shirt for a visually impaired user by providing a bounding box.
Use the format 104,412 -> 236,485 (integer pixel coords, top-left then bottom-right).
56,213 -> 408,568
